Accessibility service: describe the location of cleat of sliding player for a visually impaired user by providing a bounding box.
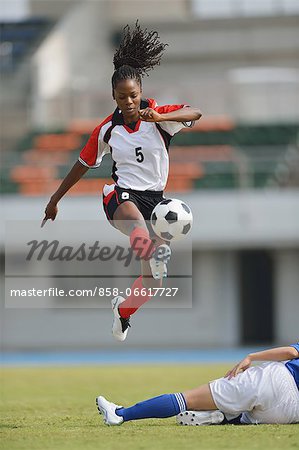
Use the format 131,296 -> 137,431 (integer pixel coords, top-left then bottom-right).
176,410 -> 224,426
96,396 -> 124,426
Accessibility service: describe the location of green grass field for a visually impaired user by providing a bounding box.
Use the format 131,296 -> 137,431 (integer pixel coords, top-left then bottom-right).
1,364 -> 298,450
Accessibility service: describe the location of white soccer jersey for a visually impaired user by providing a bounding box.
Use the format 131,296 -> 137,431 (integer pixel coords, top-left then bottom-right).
79,98 -> 193,191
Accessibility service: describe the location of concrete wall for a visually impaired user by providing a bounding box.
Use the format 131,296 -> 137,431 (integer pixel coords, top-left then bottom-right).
274,250 -> 299,343
31,1 -> 113,127
30,4 -> 299,126
1,190 -> 298,350
2,248 -> 298,350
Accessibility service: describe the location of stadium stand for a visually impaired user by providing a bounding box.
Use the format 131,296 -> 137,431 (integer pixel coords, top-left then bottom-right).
2,117 -> 298,195
0,18 -> 51,73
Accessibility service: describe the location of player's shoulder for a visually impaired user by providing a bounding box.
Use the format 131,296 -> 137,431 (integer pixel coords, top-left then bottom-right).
145,98 -> 158,108
90,114 -> 113,137
98,113 -> 114,129
146,98 -> 187,109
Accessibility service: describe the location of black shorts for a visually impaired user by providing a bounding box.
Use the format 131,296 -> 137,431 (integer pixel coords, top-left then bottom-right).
102,185 -> 165,223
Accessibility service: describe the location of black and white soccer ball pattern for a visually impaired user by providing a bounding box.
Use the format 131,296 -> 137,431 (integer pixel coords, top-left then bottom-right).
150,199 -> 193,241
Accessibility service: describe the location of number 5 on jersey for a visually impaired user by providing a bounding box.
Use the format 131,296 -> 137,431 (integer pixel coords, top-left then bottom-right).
135,147 -> 144,163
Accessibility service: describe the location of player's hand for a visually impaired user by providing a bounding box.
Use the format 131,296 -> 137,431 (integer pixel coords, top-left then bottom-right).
224,356 -> 252,379
41,200 -> 58,227
139,108 -> 162,122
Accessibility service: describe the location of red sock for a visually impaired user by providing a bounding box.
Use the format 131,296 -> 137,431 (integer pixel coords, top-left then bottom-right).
130,227 -> 155,260
119,276 -> 152,318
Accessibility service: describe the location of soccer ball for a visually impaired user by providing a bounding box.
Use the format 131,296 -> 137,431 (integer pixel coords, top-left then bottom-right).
150,198 -> 193,241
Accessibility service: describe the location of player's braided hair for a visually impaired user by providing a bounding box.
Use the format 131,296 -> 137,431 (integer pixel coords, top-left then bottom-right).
112,21 -> 167,90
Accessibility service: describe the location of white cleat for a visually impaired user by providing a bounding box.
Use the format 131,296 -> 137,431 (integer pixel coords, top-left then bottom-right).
96,396 -> 124,426
149,244 -> 171,280
176,410 -> 224,426
111,296 -> 131,342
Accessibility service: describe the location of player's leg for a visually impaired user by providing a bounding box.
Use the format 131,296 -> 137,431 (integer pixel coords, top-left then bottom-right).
104,186 -> 171,283
103,186 -> 172,340
96,384 -> 224,426
107,200 -> 164,340
113,200 -> 146,235
113,201 -> 171,285
182,384 -> 218,410
136,192 -> 172,281
113,199 -> 163,288
96,392 -> 187,426
175,384 -> 225,425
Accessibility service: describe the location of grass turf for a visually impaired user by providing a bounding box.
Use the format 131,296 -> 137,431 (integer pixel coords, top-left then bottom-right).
1,364 -> 298,450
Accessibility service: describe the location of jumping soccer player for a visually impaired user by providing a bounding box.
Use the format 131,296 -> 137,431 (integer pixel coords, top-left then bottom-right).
43,22 -> 202,341
96,343 -> 299,425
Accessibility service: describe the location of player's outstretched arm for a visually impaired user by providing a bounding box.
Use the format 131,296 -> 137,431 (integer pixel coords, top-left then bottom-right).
42,160 -> 89,225
225,345 -> 299,379
139,106 -> 202,123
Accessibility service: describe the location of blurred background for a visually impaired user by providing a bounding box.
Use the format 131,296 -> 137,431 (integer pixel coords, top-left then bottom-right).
1,0 -> 299,354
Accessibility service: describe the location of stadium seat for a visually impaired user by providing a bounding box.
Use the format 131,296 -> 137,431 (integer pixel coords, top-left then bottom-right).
34,133 -> 82,152
3,121 -> 297,195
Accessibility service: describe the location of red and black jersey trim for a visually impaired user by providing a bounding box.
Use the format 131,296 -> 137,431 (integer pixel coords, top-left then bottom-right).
79,114 -> 113,167
102,188 -> 120,221
103,125 -> 113,144
144,98 -> 172,151
111,159 -> 118,183
155,123 -> 172,152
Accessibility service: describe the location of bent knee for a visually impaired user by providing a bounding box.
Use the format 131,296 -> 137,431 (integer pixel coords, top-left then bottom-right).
114,202 -> 144,223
